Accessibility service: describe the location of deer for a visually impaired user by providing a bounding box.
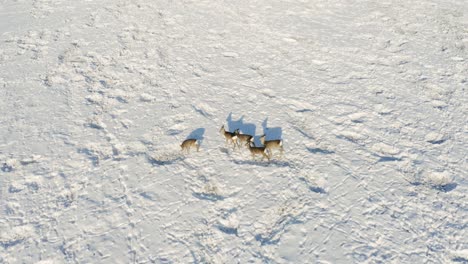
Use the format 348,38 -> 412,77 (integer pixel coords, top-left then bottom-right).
220,125 -> 238,149
246,141 -> 270,161
180,139 -> 199,153
234,129 -> 253,148
260,134 -> 284,158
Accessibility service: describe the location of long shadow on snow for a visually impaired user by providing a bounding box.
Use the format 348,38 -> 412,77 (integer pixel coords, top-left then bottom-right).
428,139 -> 447,145
216,225 -> 238,236
433,183 -> 457,192
0,239 -> 24,249
291,125 -> 315,140
309,186 -> 327,194
186,128 -> 205,141
377,156 -> 402,162
262,118 -> 282,138
258,118 -> 283,146
299,177 -> 327,194
147,154 -> 185,166
192,192 -> 225,202
306,147 -> 334,155
372,153 -> 402,162
452,256 -> 468,263
226,113 -> 256,136
408,180 -> 458,193
231,159 -> 291,167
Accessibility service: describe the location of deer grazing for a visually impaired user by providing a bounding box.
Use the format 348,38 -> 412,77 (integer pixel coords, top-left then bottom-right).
260,134 -> 283,158
180,139 -> 199,153
234,129 -> 253,148
220,125 -> 238,149
246,141 -> 270,161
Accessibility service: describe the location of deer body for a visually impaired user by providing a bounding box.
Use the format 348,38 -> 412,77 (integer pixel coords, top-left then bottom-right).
247,141 -> 270,161
234,129 -> 253,147
220,125 -> 238,149
260,134 -> 283,157
181,139 -> 199,153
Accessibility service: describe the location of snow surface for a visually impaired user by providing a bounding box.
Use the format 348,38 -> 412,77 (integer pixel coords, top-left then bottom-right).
1,0 -> 467,263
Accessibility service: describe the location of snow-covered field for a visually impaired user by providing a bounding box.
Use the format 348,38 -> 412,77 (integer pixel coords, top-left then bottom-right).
1,0 -> 467,263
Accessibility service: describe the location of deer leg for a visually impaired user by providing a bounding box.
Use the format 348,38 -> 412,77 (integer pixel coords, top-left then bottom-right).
232,139 -> 238,150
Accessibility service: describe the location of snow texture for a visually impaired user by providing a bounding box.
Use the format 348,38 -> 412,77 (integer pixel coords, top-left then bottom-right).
1,0 -> 467,263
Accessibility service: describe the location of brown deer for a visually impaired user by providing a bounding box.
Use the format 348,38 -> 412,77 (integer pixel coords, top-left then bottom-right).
246,141 -> 270,161
260,134 -> 283,158
180,139 -> 199,153
220,125 -> 238,149
234,129 -> 253,148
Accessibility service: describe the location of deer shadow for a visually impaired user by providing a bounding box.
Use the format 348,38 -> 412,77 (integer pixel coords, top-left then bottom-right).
254,118 -> 282,145
186,128 -> 205,143
225,113 -> 256,136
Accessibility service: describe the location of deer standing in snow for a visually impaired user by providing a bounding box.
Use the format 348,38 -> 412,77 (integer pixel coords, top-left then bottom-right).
180,139 -> 199,153
260,134 -> 283,158
246,141 -> 270,161
234,129 -> 253,148
220,125 -> 238,149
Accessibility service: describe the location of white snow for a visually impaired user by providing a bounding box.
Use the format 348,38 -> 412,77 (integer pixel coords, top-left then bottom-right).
1,0 -> 467,263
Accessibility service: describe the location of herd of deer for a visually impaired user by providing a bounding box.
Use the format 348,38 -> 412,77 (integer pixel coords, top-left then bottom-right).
180,125 -> 284,161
